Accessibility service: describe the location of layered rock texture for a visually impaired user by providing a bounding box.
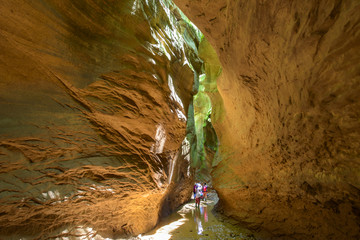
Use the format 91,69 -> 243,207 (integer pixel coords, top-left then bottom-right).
0,0 -> 202,238
174,0 -> 360,239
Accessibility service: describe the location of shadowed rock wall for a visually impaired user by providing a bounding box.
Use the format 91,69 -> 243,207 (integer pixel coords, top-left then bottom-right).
174,0 -> 360,239
0,0 -> 201,238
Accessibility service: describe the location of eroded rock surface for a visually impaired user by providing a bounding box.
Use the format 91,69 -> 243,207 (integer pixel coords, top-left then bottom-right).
0,0 -> 201,238
174,0 -> 360,239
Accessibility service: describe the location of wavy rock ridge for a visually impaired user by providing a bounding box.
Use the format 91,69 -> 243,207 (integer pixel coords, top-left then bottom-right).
0,0 -> 202,238
174,0 -> 360,239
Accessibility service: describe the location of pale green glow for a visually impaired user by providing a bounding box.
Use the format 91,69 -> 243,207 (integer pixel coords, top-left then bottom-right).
139,0 -> 202,72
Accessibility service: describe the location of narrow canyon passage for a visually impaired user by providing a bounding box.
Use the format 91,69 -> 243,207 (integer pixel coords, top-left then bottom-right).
0,0 -> 359,240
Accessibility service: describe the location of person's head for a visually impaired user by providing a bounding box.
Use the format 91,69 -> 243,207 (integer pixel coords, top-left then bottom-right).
204,183 -> 206,185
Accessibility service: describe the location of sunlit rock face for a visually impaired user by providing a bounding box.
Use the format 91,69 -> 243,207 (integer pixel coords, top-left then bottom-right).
174,0 -> 360,239
0,0 -> 201,238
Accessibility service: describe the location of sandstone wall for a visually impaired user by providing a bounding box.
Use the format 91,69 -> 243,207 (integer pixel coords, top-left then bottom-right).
174,0 -> 360,239
0,0 -> 199,238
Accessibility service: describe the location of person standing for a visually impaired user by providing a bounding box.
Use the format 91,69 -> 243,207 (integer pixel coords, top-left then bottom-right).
193,183 -> 197,200
195,183 -> 202,208
203,183 -> 208,201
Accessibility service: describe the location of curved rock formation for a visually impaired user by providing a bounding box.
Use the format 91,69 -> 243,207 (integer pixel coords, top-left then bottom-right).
174,0 -> 360,239
0,0 -> 201,238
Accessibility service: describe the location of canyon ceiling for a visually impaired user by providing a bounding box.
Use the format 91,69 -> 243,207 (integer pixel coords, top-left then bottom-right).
0,0 -> 359,239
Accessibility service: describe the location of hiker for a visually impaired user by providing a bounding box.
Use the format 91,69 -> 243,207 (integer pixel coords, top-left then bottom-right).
203,182 -> 208,201
195,182 -> 202,208
193,183 -> 197,199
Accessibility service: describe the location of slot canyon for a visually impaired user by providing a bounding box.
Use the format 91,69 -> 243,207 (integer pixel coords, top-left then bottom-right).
0,0 -> 359,239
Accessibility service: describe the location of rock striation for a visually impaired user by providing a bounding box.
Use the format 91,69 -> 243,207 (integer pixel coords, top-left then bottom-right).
174,0 -> 360,239
0,0 -> 201,238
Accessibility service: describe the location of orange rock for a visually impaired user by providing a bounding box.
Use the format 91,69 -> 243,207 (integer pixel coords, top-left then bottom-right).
175,0 -> 360,239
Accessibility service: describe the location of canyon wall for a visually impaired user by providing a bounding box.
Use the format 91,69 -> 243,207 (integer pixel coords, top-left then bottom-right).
174,0 -> 360,239
0,0 -> 200,238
